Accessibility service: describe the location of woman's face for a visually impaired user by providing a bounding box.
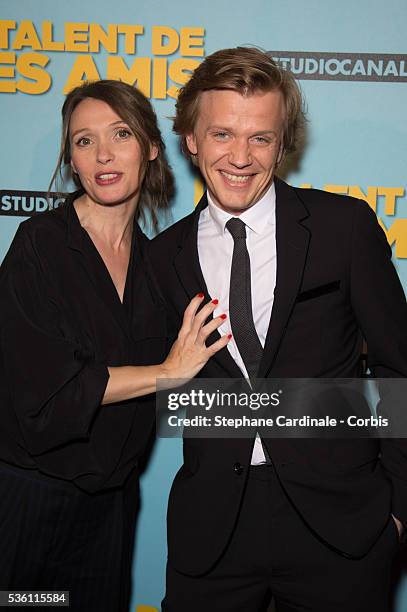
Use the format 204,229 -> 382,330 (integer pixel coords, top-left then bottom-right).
69,97 -> 157,208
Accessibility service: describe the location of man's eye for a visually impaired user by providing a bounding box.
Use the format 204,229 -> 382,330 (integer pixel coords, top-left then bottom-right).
213,132 -> 229,140
252,136 -> 269,144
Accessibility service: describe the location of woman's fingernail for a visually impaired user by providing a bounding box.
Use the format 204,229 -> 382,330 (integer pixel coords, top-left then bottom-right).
228,334 -> 233,339
197,293 -> 204,298
212,299 -> 219,305
220,314 -> 227,320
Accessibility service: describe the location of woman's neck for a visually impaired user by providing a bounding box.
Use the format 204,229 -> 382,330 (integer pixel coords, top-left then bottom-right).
74,193 -> 138,250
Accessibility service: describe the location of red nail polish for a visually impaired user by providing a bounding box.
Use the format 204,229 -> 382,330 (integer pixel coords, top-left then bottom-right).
220,314 -> 227,320
212,299 -> 219,305
228,334 -> 233,339
197,293 -> 204,298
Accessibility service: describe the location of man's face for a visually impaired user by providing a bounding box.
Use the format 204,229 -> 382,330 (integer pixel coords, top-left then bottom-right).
186,89 -> 285,214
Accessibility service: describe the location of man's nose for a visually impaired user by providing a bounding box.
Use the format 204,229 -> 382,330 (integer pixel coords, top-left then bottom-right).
228,139 -> 252,167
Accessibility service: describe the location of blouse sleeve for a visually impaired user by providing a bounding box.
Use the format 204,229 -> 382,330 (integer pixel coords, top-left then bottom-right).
0,223 -> 110,457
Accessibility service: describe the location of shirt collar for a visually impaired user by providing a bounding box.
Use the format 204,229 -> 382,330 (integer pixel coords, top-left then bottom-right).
206,182 -> 276,236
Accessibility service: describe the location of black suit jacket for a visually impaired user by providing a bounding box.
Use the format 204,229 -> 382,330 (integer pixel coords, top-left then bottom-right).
149,177 -> 407,575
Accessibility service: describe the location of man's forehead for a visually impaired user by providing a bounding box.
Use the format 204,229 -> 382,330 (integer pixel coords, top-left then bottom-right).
195,88 -> 285,126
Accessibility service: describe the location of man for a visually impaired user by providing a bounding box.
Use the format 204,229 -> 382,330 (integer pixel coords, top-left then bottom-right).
149,47 -> 407,611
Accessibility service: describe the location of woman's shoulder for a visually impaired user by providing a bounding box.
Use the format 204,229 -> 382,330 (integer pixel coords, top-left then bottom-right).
2,193 -> 79,272
20,193 -> 76,233
14,192 -> 81,249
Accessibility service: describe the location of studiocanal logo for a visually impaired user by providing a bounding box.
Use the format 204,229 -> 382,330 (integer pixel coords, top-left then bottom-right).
0,190 -> 65,216
271,51 -> 407,82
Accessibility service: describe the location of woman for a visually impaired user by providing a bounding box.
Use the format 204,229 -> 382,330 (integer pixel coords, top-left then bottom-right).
0,80 -> 229,610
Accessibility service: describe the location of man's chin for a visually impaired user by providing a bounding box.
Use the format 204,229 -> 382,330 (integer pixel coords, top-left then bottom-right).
211,199 -> 256,215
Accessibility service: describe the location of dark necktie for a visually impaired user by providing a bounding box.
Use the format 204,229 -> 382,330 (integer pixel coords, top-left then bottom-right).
226,217 -> 263,383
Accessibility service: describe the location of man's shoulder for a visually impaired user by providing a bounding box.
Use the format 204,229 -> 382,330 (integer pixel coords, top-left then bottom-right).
283,180 -> 373,226
151,209 -> 196,250
292,182 -> 365,210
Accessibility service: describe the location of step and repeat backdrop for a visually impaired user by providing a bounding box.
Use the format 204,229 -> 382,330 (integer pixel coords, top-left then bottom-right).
1,1 -> 406,610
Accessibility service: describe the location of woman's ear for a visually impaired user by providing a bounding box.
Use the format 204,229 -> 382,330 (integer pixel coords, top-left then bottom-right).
149,144 -> 159,161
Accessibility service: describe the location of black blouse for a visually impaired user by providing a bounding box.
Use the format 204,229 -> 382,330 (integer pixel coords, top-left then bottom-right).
0,193 -> 167,493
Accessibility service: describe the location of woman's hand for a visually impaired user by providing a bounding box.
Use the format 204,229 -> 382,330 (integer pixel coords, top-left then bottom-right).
161,294 -> 231,383
103,295 -> 231,404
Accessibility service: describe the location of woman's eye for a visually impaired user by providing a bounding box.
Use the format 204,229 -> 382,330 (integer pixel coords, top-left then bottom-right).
116,128 -> 132,139
76,136 -> 91,146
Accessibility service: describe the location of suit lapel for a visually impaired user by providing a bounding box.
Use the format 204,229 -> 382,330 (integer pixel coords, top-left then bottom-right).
173,195 -> 209,301
258,178 -> 310,378
173,194 -> 244,379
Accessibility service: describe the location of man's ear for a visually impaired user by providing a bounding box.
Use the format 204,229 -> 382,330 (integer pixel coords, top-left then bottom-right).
186,133 -> 198,156
276,142 -> 285,167
149,144 -> 159,161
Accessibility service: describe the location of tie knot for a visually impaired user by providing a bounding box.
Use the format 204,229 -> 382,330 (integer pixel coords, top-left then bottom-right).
226,217 -> 246,240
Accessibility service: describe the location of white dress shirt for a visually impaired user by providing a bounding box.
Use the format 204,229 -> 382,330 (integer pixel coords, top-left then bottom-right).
197,183 -> 277,464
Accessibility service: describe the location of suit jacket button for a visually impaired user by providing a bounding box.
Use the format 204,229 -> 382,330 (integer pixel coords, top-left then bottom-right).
234,462 -> 244,475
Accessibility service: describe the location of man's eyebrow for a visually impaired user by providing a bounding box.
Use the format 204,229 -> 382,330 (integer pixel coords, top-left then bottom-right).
206,125 -> 230,131
206,126 -> 278,135
251,130 -> 278,135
